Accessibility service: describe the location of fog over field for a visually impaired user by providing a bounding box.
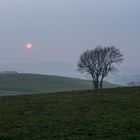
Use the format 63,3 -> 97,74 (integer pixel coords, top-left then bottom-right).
0,0 -> 140,79
0,2 -> 140,139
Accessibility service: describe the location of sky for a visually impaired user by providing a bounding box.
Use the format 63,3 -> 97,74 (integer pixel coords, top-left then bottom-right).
0,0 -> 140,75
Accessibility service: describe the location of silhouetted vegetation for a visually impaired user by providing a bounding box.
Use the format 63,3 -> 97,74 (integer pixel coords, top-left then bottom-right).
78,46 -> 123,90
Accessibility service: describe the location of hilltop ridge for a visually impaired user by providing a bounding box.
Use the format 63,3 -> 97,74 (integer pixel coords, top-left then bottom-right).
0,73 -> 118,96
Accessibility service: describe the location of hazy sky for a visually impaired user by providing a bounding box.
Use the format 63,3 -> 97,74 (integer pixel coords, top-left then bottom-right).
0,0 -> 140,74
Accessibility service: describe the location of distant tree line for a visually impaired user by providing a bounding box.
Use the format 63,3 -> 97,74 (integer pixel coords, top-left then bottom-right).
0,71 -> 18,74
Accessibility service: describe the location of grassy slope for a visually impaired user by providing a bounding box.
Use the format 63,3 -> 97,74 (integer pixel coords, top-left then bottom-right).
0,73 -> 118,95
0,87 -> 140,139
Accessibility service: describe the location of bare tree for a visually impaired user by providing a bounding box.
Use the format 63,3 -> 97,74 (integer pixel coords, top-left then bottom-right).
78,46 -> 123,90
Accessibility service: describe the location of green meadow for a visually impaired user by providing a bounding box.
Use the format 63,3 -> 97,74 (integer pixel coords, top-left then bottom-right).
0,87 -> 140,139
0,73 -> 118,96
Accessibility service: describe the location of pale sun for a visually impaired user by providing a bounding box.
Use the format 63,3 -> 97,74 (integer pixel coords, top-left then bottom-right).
26,43 -> 33,49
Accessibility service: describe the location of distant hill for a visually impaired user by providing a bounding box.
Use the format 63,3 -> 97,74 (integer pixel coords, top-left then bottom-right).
127,81 -> 140,86
0,62 -> 81,78
0,73 -> 119,95
111,74 -> 140,85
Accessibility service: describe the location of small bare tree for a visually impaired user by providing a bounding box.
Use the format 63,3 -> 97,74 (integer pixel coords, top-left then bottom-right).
78,46 -> 123,90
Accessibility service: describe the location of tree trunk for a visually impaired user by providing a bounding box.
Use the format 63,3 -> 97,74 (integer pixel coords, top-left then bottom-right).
93,80 -> 99,90
100,77 -> 103,89
96,78 -> 99,90
92,75 -> 99,90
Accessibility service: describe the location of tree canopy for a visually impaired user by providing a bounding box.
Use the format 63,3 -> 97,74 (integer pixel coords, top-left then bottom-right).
78,46 -> 123,90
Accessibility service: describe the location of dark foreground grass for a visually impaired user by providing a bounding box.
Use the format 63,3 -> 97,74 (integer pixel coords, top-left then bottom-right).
0,87 -> 140,140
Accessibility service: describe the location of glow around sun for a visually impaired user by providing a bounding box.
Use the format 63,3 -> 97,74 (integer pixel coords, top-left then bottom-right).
26,43 -> 33,49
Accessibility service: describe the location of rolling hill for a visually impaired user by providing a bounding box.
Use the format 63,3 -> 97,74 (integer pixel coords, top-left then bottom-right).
0,73 -> 118,95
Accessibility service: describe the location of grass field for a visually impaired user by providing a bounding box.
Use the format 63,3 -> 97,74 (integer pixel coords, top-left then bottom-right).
0,87 -> 140,139
0,73 -> 118,95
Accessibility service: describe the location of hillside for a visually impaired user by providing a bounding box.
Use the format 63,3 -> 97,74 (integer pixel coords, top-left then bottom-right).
0,73 -> 118,95
0,87 -> 140,139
